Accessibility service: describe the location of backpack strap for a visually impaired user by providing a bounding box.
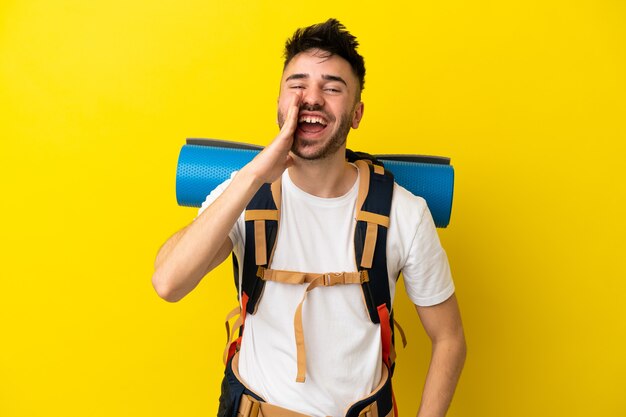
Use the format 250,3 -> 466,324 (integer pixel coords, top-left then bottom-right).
224,179 -> 281,364
238,179 -> 282,315
353,160 -> 394,324
353,160 -> 404,380
233,159 -> 401,382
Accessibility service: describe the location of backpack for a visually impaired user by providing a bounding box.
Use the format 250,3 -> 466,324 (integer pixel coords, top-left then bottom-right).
222,151 -> 406,415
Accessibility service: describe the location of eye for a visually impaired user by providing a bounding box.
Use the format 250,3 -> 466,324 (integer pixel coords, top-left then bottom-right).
290,85 -> 305,90
324,86 -> 342,94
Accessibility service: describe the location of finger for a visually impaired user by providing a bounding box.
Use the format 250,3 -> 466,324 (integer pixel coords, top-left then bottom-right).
282,93 -> 302,134
288,92 -> 301,119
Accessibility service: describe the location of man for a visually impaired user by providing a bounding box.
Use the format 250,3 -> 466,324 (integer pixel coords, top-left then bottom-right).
152,19 -> 466,417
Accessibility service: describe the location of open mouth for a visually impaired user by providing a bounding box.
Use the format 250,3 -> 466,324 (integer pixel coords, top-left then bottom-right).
297,115 -> 328,134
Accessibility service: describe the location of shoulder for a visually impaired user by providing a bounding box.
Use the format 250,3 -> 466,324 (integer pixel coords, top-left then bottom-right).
390,182 -> 429,228
386,182 -> 429,262
390,182 -> 455,306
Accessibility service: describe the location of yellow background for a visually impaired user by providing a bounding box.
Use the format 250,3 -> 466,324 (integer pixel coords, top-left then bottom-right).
1,1 -> 625,416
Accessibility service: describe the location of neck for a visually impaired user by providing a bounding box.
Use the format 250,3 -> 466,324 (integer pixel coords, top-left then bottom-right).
288,149 -> 357,198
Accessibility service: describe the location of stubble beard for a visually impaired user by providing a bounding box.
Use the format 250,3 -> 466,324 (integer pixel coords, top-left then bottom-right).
277,107 -> 353,161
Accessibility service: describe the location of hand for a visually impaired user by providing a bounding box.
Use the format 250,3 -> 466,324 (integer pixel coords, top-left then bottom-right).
244,92 -> 301,184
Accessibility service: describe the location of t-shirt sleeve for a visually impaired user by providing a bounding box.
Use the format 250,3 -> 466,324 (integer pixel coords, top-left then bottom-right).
402,203 -> 455,306
196,171 -> 244,248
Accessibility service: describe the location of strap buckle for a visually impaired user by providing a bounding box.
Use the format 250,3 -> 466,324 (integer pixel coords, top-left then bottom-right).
323,272 -> 345,286
324,273 -> 331,286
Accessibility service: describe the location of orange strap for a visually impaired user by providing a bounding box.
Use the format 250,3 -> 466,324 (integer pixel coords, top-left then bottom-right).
268,179 -> 282,266
244,210 -> 279,221
355,160 -> 370,212
234,354 -> 394,417
291,272 -> 368,383
382,318 -> 408,366
223,312 -> 243,365
223,292 -> 250,365
393,318 -> 407,349
358,402 -> 380,417
258,268 -> 368,285
245,210 -> 278,266
245,178 -> 282,267
238,394 -> 313,417
361,159 -> 385,176
356,211 -> 390,227
254,221 -> 267,266
361,222 -> 378,269
255,267 -> 369,382
224,306 -> 241,345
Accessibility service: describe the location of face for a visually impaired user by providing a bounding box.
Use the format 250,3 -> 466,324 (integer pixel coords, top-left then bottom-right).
277,49 -> 364,161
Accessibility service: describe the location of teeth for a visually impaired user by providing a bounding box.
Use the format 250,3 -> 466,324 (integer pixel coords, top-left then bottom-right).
298,115 -> 327,126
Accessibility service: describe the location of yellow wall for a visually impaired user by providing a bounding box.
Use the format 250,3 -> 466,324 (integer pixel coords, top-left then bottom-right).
1,1 -> 625,416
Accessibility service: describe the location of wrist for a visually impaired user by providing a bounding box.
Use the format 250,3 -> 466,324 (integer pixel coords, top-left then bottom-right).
235,164 -> 266,191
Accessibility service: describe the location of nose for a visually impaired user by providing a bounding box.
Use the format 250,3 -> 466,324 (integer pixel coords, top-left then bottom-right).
301,87 -> 324,108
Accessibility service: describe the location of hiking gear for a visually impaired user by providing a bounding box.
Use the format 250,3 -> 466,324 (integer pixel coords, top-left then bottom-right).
219,353 -> 394,417
225,157 -> 405,384
176,138 -> 454,227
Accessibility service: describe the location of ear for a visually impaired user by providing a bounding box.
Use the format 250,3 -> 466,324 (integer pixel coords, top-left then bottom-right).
351,101 -> 364,129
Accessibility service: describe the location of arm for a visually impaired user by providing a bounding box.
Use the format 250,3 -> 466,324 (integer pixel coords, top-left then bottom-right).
151,93 -> 302,302
415,294 -> 466,417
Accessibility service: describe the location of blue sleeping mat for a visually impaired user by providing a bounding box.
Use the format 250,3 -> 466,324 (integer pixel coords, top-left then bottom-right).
176,139 -> 454,228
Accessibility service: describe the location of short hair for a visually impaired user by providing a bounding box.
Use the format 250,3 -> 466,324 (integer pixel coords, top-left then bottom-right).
283,18 -> 366,94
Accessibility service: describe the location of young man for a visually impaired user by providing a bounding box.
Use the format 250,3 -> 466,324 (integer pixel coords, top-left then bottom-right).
152,19 -> 466,417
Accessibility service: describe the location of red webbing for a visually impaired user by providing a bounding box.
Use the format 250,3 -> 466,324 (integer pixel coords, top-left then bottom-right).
377,304 -> 392,367
241,291 -> 249,324
378,304 -> 397,417
227,338 -> 238,362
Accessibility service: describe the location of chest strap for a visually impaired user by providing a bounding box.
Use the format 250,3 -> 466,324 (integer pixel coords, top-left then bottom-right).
258,267 -> 370,383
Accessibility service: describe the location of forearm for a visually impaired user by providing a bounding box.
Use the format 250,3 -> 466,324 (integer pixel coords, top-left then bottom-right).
416,335 -> 466,417
152,92 -> 301,302
152,167 -> 263,302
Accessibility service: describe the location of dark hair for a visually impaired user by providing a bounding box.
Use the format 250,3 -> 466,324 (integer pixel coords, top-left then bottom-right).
284,19 -> 366,94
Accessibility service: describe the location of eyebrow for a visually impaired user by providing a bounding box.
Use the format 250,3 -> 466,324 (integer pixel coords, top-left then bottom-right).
285,73 -> 348,87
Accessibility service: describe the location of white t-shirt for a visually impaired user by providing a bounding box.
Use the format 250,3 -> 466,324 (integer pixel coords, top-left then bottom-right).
199,167 -> 454,417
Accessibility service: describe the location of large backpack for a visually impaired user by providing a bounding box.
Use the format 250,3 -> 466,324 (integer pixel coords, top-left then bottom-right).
222,152 -> 406,413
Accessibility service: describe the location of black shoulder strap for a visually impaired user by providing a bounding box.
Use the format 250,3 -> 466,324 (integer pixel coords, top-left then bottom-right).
237,181 -> 281,314
353,160 -> 395,324
345,148 -> 384,166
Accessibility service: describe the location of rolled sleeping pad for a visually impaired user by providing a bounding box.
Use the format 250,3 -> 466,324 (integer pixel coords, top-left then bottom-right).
176,138 -> 454,227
